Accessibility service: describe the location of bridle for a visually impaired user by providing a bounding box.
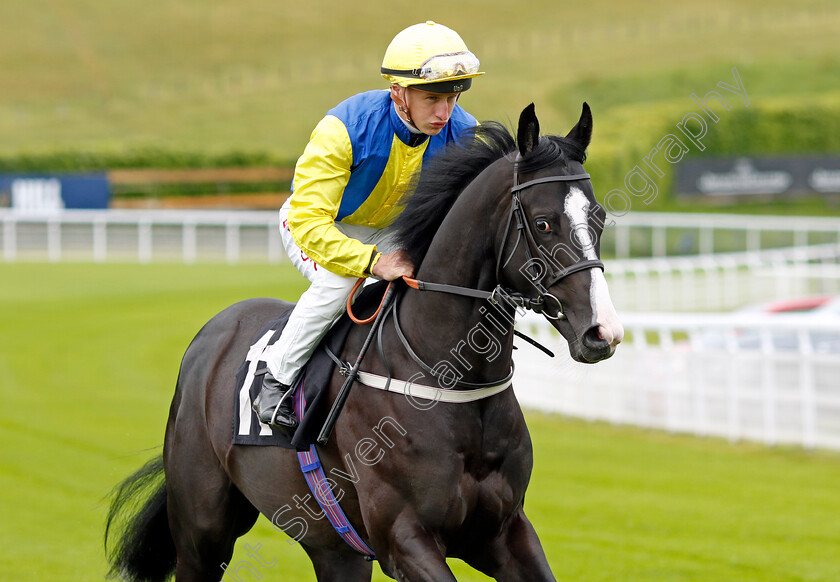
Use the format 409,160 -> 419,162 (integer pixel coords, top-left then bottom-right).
403,156 -> 605,321
495,157 -> 605,319
339,156 -> 608,394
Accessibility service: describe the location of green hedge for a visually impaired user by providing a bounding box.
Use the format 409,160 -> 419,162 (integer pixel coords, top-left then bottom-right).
586,91 -> 840,213
697,93 -> 840,156
0,148 -> 297,198
2,93 -> 839,211
0,146 -> 294,172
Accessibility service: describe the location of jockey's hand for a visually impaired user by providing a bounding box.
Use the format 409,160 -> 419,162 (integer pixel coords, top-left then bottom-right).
372,249 -> 415,281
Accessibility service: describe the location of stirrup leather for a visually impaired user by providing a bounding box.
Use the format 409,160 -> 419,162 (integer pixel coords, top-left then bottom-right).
269,387 -> 296,427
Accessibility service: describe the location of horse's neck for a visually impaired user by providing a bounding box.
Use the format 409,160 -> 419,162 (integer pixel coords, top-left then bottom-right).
398,201 -> 516,384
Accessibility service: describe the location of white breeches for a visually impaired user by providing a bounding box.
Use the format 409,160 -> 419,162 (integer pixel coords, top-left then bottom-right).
262,200 -> 400,385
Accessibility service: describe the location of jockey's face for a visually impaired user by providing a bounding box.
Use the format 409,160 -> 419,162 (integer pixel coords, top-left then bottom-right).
393,86 -> 460,136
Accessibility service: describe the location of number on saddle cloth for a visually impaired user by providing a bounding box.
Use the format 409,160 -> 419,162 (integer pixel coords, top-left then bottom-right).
231,280 -> 392,448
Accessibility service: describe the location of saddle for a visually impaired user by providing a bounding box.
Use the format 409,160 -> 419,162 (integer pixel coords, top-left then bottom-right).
232,280 -> 390,450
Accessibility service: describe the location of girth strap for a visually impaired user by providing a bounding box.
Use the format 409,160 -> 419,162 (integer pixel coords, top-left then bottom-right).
295,389 -> 376,560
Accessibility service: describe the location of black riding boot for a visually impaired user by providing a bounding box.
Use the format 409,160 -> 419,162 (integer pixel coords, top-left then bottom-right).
252,372 -> 298,431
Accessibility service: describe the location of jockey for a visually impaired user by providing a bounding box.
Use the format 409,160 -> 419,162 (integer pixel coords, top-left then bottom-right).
253,21 -> 484,431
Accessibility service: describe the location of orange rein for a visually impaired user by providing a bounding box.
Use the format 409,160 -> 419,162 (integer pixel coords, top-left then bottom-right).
345,278 -> 387,324
401,276 -> 421,290
346,276 -> 421,325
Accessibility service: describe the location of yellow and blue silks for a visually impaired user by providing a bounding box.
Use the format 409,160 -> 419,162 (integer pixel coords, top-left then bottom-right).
287,90 -> 476,278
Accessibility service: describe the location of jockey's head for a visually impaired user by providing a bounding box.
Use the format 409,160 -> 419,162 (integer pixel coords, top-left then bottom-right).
381,21 -> 484,136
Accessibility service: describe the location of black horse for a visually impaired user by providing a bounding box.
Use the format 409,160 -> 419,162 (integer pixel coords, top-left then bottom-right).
106,103 -> 623,581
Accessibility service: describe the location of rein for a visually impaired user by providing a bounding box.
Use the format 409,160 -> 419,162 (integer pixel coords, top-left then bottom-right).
347,278 -> 395,324
337,160 -> 608,400
338,287 -> 518,392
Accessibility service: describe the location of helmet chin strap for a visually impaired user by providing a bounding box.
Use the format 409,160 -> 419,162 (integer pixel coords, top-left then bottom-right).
392,85 -> 417,129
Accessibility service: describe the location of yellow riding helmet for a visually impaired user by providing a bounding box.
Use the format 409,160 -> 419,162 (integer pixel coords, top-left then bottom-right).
381,21 -> 485,93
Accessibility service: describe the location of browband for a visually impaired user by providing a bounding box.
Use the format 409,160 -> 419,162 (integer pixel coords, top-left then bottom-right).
510,173 -> 591,193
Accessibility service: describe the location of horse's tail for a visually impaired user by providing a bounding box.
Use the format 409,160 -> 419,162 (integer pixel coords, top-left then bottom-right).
105,455 -> 176,582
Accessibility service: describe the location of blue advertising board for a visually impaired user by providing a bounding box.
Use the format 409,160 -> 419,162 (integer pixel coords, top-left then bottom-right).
0,173 -> 111,210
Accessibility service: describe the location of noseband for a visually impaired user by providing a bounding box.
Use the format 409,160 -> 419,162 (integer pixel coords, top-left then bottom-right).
405,158 -> 604,321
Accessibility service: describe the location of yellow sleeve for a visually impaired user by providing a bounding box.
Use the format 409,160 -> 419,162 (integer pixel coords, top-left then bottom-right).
287,115 -> 379,278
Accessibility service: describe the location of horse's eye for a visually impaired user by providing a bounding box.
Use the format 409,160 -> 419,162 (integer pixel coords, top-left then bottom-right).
535,219 -> 551,233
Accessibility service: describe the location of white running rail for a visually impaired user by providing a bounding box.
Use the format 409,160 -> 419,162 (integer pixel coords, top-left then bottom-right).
514,311 -> 840,450
0,209 -> 284,264
3,209 -> 840,264
606,243 -> 840,311
605,211 -> 840,258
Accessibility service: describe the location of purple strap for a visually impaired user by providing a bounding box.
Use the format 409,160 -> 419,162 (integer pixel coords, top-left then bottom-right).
295,384 -> 376,560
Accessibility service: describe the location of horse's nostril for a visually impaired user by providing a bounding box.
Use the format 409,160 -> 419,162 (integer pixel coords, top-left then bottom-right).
582,326 -> 610,351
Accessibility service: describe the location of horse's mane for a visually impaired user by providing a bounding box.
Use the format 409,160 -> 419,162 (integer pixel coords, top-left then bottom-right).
393,121 -> 587,267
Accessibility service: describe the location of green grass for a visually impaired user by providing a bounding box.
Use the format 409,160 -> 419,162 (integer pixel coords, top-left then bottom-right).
1,0 -> 839,159
3,1 -> 840,217
1,262 -> 839,581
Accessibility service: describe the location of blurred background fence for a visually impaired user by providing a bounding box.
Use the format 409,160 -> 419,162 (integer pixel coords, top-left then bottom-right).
5,208 -> 840,310
5,207 -> 840,312
0,208 -> 283,264
514,311 -> 840,450
5,208 -> 840,263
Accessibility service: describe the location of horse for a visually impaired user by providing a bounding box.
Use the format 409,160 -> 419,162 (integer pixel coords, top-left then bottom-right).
105,102 -> 623,582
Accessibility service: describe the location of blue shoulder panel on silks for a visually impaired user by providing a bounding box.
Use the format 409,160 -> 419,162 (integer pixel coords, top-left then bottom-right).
329,91 -> 394,221
328,90 -> 478,221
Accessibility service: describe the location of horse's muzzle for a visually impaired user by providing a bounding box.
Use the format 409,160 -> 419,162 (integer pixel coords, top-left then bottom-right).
579,324 -> 620,363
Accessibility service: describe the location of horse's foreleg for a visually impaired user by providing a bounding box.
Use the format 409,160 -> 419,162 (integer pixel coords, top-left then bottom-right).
380,521 -> 458,582
466,509 -> 556,582
303,546 -> 373,582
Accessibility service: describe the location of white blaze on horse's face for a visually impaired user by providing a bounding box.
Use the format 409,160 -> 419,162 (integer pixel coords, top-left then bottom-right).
563,187 -> 624,348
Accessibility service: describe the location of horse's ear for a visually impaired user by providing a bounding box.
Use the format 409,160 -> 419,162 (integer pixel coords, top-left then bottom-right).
517,103 -> 540,156
565,102 -> 593,151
